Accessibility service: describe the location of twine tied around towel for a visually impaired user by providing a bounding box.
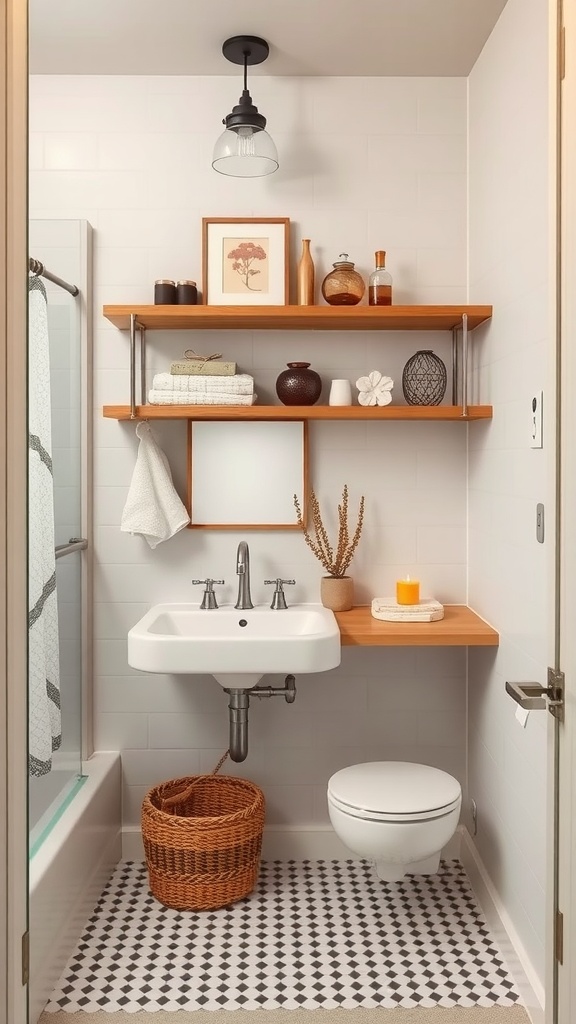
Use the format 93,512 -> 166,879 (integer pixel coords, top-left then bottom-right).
183,349 -> 223,371
159,749 -> 230,813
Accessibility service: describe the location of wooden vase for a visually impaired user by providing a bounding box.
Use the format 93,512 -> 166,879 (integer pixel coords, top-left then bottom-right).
320,575 -> 354,612
297,239 -> 315,305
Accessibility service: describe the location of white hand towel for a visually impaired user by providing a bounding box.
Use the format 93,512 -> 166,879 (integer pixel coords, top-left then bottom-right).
152,372 -> 254,395
148,390 -> 257,406
121,422 -> 190,548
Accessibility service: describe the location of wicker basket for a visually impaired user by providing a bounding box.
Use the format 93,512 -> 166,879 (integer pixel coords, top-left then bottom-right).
142,773 -> 265,910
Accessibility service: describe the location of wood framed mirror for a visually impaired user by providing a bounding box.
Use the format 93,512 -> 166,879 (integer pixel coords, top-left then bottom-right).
187,420 -> 309,529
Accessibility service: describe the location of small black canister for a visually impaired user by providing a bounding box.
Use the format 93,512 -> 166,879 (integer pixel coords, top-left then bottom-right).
154,279 -> 177,304
177,280 -> 198,304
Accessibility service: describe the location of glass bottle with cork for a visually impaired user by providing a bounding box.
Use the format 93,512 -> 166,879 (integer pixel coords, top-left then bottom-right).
368,251 -> 393,306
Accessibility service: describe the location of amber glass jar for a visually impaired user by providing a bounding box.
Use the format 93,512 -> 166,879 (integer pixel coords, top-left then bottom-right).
321,254 -> 365,306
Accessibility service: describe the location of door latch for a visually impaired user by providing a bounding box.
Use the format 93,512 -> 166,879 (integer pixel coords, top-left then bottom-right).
505,668 -> 564,721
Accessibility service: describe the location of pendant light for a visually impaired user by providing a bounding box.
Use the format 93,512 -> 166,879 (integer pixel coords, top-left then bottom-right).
212,35 -> 279,178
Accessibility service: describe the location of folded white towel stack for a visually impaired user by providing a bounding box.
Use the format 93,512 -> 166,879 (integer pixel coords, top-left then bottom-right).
152,372 -> 254,395
148,390 -> 257,406
121,422 -> 190,547
149,371 -> 256,406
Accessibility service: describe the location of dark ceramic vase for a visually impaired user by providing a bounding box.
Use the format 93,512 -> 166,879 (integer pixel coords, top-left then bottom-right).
276,362 -> 322,405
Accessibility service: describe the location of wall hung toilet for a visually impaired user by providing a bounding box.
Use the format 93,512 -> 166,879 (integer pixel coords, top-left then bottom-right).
327,761 -> 462,882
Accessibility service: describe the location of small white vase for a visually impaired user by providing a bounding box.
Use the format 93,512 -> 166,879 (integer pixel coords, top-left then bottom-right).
329,379 -> 352,406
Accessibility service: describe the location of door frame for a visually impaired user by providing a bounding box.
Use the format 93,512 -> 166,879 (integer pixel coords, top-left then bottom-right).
0,2 -> 570,1023
557,0 -> 576,1020
1,0 -> 29,1021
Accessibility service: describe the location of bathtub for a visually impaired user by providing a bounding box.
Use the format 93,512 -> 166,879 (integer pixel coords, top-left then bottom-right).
28,751 -> 121,1024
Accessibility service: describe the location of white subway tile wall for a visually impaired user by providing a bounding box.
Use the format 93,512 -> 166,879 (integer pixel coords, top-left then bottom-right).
29,78 -> 470,849
468,0 -> 550,984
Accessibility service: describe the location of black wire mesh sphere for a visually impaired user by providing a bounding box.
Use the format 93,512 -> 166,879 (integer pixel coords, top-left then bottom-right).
402,350 -> 447,406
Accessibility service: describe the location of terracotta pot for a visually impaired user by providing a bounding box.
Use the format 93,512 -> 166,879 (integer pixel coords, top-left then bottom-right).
320,575 -> 354,612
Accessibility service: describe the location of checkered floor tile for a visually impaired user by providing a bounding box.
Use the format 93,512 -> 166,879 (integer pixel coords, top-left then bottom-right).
43,859 -> 521,1013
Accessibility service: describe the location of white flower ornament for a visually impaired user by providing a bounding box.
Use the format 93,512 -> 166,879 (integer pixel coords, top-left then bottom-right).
355,370 -> 394,407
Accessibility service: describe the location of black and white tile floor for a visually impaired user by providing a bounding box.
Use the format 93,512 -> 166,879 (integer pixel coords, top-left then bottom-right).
44,859 -> 521,1014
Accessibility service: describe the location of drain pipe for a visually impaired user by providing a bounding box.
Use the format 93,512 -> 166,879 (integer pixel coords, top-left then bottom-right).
252,675 -> 296,703
224,676 -> 297,762
226,689 -> 250,763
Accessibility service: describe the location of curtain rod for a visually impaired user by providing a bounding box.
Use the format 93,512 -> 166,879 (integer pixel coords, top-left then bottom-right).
29,257 -> 79,297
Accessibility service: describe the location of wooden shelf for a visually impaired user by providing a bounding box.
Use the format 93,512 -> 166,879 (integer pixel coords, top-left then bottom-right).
335,605 -> 499,647
102,304 -> 493,332
103,404 -> 492,421
102,301 -> 492,422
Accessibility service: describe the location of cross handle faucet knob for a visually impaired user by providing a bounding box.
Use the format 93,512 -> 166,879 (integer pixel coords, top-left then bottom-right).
264,578 -> 296,610
192,578 -> 225,610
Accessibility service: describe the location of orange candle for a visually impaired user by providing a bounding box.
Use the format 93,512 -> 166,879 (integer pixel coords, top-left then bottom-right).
396,575 -> 420,605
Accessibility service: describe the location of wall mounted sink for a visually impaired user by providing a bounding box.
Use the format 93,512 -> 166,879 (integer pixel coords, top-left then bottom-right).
127,602 -> 341,688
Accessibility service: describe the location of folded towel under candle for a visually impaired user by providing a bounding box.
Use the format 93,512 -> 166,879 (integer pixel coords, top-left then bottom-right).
371,597 -> 444,622
152,372 -> 254,395
148,390 -> 257,406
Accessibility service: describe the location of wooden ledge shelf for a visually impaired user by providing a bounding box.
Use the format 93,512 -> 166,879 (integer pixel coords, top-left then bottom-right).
102,304 -> 493,332
103,404 -> 492,421
335,605 -> 499,646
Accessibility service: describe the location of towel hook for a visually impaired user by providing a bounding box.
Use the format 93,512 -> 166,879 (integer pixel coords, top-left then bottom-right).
29,257 -> 44,278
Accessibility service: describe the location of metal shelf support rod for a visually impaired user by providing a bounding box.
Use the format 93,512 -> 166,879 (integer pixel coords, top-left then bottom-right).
461,313 -> 469,417
130,313 -> 137,419
140,324 -> 147,406
451,327 -> 458,405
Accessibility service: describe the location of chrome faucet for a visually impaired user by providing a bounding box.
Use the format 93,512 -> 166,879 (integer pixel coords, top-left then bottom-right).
235,541 -> 254,610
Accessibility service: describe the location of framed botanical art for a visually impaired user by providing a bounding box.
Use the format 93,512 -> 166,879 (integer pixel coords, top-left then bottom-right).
202,217 -> 290,305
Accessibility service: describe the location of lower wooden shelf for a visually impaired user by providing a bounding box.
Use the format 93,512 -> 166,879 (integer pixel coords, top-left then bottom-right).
103,404 -> 492,421
334,605 -> 499,646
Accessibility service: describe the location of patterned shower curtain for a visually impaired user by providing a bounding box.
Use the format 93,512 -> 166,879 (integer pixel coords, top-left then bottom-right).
28,275 -> 61,776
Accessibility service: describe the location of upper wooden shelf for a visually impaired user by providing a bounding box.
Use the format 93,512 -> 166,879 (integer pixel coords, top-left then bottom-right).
103,404 -> 492,422
335,605 -> 499,647
102,304 -> 493,333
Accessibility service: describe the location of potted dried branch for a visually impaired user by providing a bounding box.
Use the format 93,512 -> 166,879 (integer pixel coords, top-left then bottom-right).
294,485 -> 365,611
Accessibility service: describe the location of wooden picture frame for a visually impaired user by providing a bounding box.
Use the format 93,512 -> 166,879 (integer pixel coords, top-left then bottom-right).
187,420 -> 308,529
202,217 -> 290,305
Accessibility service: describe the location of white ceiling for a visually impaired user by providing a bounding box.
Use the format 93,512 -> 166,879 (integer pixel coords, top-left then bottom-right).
29,0 -> 509,77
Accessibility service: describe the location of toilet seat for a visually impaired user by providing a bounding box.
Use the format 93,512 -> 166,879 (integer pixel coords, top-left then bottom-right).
328,790 -> 461,823
328,761 -> 462,823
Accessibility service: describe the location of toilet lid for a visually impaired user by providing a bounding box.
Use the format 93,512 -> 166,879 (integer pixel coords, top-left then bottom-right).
328,761 -> 461,816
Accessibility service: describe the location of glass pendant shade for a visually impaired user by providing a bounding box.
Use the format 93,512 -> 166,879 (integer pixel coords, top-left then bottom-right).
212,126 -> 279,177
213,35 -> 279,178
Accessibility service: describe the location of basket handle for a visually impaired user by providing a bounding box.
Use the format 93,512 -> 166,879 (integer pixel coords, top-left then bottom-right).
159,749 -> 230,812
